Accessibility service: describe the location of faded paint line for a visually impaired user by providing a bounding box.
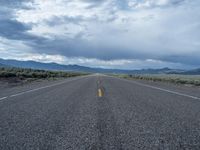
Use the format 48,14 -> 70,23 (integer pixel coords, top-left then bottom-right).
117,77 -> 200,100
132,81 -> 200,100
0,76 -> 87,101
0,97 -> 8,101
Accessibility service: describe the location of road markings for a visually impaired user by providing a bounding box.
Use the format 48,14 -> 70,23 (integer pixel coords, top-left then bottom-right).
134,81 -> 200,100
0,76 -> 88,101
0,97 -> 7,100
118,78 -> 200,100
98,88 -> 103,97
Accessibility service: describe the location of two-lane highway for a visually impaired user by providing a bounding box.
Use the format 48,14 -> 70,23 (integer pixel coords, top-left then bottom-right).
0,74 -> 200,149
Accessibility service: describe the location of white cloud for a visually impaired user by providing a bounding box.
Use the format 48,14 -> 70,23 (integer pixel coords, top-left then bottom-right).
0,0 -> 200,69
0,37 -> 32,55
128,0 -> 182,9
0,50 -> 194,69
28,22 -> 85,39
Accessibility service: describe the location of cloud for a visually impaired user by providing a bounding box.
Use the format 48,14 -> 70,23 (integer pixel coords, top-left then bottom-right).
128,0 -> 185,9
0,50 -> 192,69
0,0 -> 200,69
0,19 -> 30,39
0,0 -> 33,9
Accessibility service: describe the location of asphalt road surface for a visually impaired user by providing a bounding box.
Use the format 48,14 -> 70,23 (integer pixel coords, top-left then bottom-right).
0,74 -> 200,150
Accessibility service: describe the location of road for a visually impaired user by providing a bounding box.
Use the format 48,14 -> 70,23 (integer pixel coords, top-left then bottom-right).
0,74 -> 200,149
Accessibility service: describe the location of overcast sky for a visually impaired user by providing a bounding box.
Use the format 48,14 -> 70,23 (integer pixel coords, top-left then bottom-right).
0,0 -> 200,69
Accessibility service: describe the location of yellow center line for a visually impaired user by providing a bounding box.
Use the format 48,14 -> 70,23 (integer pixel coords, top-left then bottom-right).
98,88 -> 103,97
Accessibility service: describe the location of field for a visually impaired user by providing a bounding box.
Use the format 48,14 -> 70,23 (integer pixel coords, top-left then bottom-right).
117,74 -> 200,86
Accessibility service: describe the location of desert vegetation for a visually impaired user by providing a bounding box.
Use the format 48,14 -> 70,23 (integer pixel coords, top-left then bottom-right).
0,67 -> 87,79
118,74 -> 200,86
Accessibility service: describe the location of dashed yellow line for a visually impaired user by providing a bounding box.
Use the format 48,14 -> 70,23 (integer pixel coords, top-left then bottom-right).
98,88 -> 103,97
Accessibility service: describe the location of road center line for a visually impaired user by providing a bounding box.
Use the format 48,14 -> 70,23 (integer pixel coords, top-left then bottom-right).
117,77 -> 200,100
98,88 -> 103,97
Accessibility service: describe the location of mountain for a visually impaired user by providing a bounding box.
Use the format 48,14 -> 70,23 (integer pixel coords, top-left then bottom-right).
0,58 -> 133,73
0,58 -> 171,74
0,58 -> 94,72
0,63 -> 8,67
177,68 -> 200,75
0,58 -> 197,74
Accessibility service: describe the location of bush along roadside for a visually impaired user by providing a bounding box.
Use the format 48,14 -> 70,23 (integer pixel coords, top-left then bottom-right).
119,74 -> 200,86
0,67 -> 88,79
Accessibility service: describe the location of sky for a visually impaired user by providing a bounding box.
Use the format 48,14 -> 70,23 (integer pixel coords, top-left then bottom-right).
0,0 -> 200,69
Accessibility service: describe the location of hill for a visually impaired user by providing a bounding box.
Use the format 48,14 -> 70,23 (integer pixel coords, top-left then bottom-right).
0,63 -> 8,67
0,58 -> 199,75
0,58 -> 137,73
177,68 -> 200,75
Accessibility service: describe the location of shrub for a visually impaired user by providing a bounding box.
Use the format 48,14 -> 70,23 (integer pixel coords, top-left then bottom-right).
0,67 -> 86,79
123,74 -> 200,86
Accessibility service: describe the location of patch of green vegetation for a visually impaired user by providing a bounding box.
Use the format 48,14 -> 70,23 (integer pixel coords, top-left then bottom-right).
116,74 -> 200,86
0,67 -> 87,79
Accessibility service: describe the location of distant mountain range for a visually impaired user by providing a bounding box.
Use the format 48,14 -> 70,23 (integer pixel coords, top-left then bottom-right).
178,68 -> 200,75
0,58 -> 199,75
0,63 -> 8,67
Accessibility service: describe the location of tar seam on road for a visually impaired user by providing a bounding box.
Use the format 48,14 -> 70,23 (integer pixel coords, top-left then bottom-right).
117,77 -> 200,100
0,76 -> 87,101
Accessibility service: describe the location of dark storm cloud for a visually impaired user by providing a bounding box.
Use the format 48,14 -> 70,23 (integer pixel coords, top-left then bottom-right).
0,8 -> 12,20
0,19 -> 29,39
0,0 -> 37,40
0,0 -> 46,43
0,18 -> 45,43
27,35 -> 147,61
162,55 -> 200,66
0,0 -> 34,12
170,0 -> 185,5
30,36 -> 200,66
0,0 -> 22,8
0,0 -> 200,69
